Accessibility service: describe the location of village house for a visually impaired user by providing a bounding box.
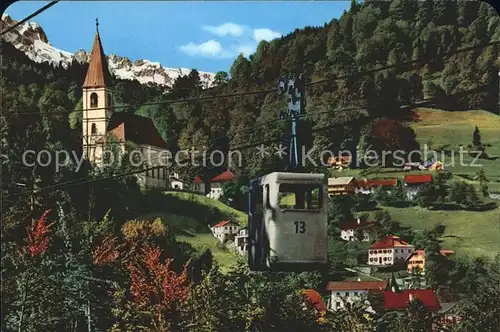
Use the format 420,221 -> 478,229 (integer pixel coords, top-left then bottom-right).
328,176 -> 356,196
192,170 -> 234,200
327,155 -> 352,170
81,20 -> 169,189
234,227 -> 248,255
403,162 -> 425,171
339,219 -> 377,242
404,174 -> 433,200
210,220 -> 239,243
354,178 -> 397,195
407,250 -> 455,274
368,235 -> 415,266
326,280 -> 387,312
169,172 -> 191,191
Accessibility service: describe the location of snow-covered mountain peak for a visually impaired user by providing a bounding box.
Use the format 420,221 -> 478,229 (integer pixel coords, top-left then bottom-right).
1,14 -> 215,88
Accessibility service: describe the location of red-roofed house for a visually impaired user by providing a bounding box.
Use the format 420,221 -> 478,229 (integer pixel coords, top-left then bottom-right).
355,178 -> 397,194
326,280 -> 387,311
192,170 -> 234,200
81,21 -> 169,189
340,219 -> 377,242
368,235 -> 415,266
210,220 -> 240,243
383,289 -> 441,312
404,174 -> 433,200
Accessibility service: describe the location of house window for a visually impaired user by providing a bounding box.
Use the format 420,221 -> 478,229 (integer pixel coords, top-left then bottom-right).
90,93 -> 98,108
91,123 -> 97,135
345,292 -> 349,296
336,292 -> 340,296
354,292 -> 358,296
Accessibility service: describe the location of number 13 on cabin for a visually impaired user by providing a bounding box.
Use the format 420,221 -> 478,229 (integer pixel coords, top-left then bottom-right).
248,172 -> 328,272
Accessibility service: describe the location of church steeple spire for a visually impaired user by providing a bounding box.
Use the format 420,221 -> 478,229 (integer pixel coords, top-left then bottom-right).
83,18 -> 111,88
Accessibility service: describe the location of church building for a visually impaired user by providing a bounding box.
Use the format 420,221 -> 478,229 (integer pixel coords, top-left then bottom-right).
81,19 -> 169,189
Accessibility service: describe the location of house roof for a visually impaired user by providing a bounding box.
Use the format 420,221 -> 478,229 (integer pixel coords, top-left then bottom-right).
326,281 -> 387,291
83,24 -> 112,88
211,170 -> 234,182
339,220 -> 377,230
193,170 -> 234,184
384,289 -> 441,311
370,235 -> 413,249
357,178 -> 398,188
404,174 -> 433,185
99,112 -> 168,149
211,220 -> 238,228
302,289 -> 327,312
328,177 -> 354,186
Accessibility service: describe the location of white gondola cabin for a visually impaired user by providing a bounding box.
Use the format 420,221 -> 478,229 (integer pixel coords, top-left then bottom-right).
248,172 -> 328,271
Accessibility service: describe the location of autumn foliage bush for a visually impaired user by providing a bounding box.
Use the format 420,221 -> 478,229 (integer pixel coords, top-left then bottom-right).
23,209 -> 55,258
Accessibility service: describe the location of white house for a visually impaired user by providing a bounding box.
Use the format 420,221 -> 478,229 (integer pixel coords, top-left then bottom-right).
192,170 -> 234,200
169,173 -> 190,191
340,219 -> 377,242
368,235 -> 415,266
326,280 -> 387,312
210,220 -> 239,243
234,227 -> 248,255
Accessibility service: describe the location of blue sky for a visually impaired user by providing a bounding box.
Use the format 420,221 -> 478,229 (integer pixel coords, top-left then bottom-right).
6,1 -> 350,73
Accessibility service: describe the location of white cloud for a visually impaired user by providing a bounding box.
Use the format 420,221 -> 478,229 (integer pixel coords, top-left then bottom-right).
179,40 -> 229,58
202,23 -> 246,37
235,44 -> 257,57
253,28 -> 281,42
179,24 -> 282,59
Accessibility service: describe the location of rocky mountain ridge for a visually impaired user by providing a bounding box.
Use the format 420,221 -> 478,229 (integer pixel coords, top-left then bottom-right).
1,14 -> 215,88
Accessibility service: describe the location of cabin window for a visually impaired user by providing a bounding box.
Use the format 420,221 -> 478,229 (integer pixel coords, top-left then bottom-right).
90,93 -> 98,108
278,184 -> 322,210
91,123 -> 97,135
264,184 -> 271,208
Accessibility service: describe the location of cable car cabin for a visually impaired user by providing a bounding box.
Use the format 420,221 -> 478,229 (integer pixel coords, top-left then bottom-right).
248,172 -> 328,272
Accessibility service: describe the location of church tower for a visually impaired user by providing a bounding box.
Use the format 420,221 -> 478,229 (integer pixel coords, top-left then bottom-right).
82,18 -> 113,163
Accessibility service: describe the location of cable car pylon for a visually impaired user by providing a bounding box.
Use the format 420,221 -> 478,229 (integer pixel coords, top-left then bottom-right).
277,74 -> 306,171
248,73 -> 328,272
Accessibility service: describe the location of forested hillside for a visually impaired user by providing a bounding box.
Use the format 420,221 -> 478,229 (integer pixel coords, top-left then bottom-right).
3,0 -> 500,184
145,0 -> 500,179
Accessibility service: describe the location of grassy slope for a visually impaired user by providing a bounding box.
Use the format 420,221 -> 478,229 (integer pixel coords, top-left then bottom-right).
379,206 -> 500,259
411,108 -> 500,193
139,110 -> 498,266
140,191 -> 247,271
330,109 -> 500,258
